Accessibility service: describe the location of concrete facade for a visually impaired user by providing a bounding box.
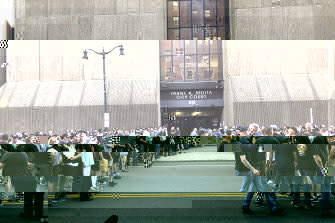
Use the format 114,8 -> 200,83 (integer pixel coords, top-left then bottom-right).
330,41 -> 335,127
0,40 -> 160,133
230,0 -> 335,40
222,40 -> 330,127
12,0 -> 335,40
14,0 -> 166,40
1,40 -> 334,133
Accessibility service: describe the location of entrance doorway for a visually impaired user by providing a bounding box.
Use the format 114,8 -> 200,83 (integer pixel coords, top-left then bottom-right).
161,107 -> 222,135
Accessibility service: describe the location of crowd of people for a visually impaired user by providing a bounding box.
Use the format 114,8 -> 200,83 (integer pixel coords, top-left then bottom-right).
229,122 -> 335,218
0,122 -> 335,221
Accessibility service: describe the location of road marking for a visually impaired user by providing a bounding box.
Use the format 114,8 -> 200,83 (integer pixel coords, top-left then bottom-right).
2,201 -> 49,205
147,165 -> 234,167
45,193 -> 299,199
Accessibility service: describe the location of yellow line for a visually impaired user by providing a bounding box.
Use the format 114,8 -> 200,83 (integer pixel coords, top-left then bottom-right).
47,193 -> 248,198
2,202 -> 49,205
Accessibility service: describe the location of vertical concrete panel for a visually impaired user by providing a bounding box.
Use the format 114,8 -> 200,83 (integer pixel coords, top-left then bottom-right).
48,0 -> 71,17
47,17 -> 71,40
117,0 -> 128,14
14,18 -> 25,40
235,9 -> 262,39
140,13 -> 165,40
70,16 -> 93,40
93,0 -> 117,15
25,0 -> 47,18
15,0 -> 25,19
140,0 -> 161,13
261,7 -> 286,40
234,0 -> 262,8
24,17 -> 47,39
115,15 -> 129,39
7,41 -> 40,81
93,15 -> 117,40
127,0 -> 139,14
286,6 -> 316,39
127,15 -> 141,39
71,0 -> 94,16
40,40 -> 63,81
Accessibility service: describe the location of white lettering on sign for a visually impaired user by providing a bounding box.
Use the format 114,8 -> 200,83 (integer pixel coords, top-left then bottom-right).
176,95 -> 188,100
189,95 -> 207,99
195,90 -> 212,95
171,91 -> 186,96
188,100 -> 196,105
168,90 -> 216,100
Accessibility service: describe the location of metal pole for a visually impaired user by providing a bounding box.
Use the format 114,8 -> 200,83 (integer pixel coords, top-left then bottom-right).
103,48 -> 109,129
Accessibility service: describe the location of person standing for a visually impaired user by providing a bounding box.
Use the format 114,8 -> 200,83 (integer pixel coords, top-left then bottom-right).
239,141 -> 285,216
190,128 -> 198,136
0,152 -> 45,221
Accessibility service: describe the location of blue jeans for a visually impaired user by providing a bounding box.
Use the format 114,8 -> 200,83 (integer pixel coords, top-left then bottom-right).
243,192 -> 278,210
235,170 -> 252,192
132,151 -> 138,166
237,170 -> 263,193
155,144 -> 160,159
276,168 -> 294,192
249,176 -> 268,192
139,144 -> 144,153
320,176 -> 332,214
293,169 -> 316,205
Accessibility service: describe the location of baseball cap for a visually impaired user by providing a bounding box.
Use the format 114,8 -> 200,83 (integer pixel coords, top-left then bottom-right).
16,132 -> 23,138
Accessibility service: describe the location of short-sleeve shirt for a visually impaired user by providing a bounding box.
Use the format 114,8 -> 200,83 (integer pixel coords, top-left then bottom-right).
238,144 -> 259,168
0,152 -> 29,176
296,144 -> 318,170
273,144 -> 295,171
255,137 -> 280,161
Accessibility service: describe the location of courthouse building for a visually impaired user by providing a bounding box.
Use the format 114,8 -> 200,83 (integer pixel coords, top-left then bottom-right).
0,40 -> 332,134
4,0 -> 335,40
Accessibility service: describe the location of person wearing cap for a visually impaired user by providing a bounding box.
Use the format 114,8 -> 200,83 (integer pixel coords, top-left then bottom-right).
59,134 -> 68,144
16,133 -> 26,144
198,129 -> 209,136
238,127 -> 250,144
190,128 -> 198,136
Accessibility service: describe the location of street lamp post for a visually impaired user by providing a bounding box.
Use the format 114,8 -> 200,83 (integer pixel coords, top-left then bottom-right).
82,45 -> 125,130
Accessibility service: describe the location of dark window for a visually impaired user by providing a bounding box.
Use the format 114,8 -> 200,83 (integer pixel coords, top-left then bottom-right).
160,40 -> 223,82
167,0 -> 230,40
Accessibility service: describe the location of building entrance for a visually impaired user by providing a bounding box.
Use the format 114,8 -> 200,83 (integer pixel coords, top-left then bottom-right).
161,107 -> 222,135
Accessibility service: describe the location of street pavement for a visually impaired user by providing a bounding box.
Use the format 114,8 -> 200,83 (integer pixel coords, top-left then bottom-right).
95,161 -> 240,192
1,192 -> 335,223
1,147 -> 335,222
155,146 -> 234,162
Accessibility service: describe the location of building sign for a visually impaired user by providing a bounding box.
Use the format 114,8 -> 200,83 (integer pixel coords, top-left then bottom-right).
161,89 -> 223,101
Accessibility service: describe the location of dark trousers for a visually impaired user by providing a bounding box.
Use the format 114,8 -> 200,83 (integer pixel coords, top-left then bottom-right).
24,192 -> 44,217
11,177 -> 37,192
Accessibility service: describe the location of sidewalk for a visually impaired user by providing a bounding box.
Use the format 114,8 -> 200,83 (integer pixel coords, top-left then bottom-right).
154,149 -> 235,162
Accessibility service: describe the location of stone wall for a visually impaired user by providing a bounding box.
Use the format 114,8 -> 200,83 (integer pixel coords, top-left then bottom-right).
14,0 -> 166,40
230,0 -> 335,39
